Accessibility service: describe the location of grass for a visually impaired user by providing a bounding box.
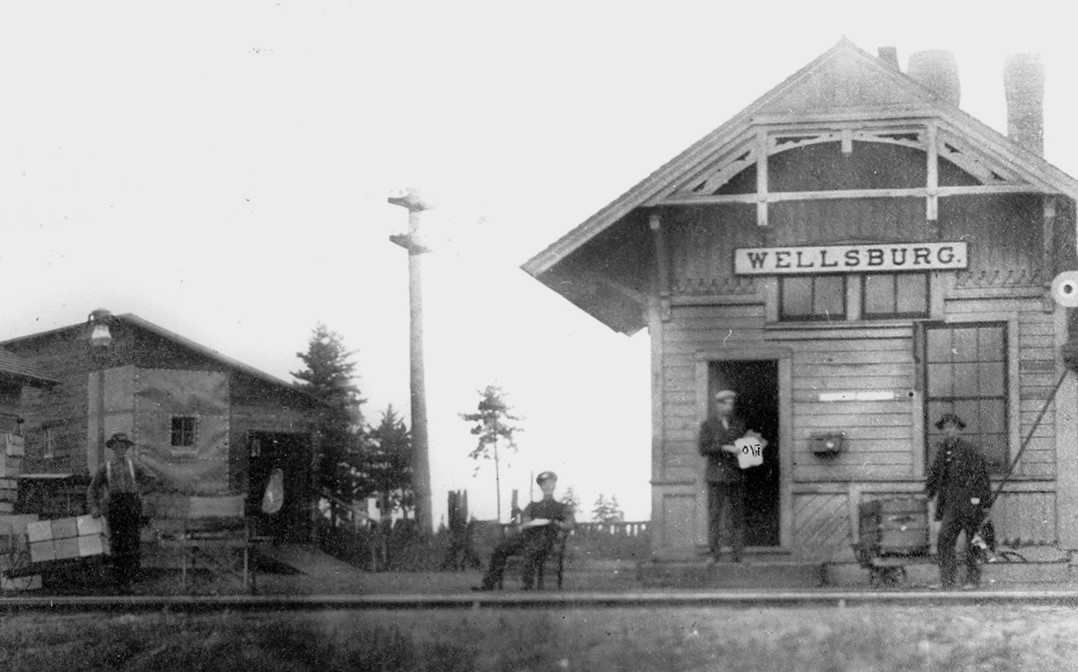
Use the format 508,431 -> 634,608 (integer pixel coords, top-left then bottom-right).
3,604 -> 1078,671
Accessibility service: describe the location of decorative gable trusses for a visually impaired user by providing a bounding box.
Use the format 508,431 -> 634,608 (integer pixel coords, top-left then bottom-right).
524,40 -> 1078,280
650,119 -> 1052,226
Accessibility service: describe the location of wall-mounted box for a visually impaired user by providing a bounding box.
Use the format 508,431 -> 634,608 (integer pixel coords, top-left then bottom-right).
810,432 -> 846,456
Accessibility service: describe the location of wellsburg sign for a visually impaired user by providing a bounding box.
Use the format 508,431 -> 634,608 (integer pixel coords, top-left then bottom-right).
733,242 -> 968,275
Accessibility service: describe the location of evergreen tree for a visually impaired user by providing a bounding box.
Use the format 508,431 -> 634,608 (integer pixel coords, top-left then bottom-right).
292,323 -> 365,502
592,493 -> 625,523
561,486 -> 582,515
357,405 -> 413,522
460,384 -> 522,522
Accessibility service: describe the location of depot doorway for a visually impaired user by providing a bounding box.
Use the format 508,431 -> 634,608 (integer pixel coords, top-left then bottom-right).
709,359 -> 780,547
247,431 -> 311,542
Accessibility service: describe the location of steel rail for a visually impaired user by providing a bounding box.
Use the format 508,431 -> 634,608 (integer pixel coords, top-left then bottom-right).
4,590 -> 1078,613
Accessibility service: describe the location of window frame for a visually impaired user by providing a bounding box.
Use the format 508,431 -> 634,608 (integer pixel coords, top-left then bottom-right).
778,274 -> 848,322
170,416 -> 198,448
861,272 -> 930,320
922,321 -> 1010,473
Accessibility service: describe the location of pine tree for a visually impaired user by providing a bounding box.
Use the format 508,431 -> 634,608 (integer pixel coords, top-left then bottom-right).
592,493 -> 625,523
460,384 -> 522,522
292,323 -> 365,502
561,486 -> 582,515
358,405 -> 413,523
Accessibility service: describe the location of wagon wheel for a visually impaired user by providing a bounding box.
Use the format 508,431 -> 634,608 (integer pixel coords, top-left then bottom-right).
881,565 -> 907,587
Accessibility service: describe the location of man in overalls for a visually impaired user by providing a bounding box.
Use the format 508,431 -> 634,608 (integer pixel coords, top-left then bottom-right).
88,433 -> 155,589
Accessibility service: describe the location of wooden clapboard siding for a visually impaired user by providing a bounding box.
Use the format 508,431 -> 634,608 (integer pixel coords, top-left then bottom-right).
666,204 -> 757,288
940,194 -> 1043,277
992,490 -> 1056,545
792,493 -> 855,560
796,464 -> 910,481
794,425 -> 912,440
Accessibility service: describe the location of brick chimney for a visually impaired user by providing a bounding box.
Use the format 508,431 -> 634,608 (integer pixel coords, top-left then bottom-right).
877,46 -> 899,70
906,50 -> 961,106
1004,53 -> 1045,156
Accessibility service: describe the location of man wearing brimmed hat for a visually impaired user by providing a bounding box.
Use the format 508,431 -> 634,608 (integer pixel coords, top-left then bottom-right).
698,389 -> 749,562
88,432 -> 157,589
473,470 -> 574,591
925,413 -> 992,589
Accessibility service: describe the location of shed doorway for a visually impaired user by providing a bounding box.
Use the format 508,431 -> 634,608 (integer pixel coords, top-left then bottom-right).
710,360 -> 780,547
247,431 -> 311,542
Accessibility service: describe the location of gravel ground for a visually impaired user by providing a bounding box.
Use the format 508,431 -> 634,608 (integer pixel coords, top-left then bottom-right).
3,604 -> 1078,671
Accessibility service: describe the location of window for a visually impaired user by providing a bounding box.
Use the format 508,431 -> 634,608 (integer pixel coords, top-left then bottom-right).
924,323 -> 1008,470
863,273 -> 929,319
780,275 -> 846,321
42,427 -> 55,460
171,416 -> 197,447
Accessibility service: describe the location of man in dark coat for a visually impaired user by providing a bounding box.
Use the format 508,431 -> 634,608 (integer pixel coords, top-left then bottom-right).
925,413 -> 992,589
698,389 -> 748,562
473,471 -> 574,591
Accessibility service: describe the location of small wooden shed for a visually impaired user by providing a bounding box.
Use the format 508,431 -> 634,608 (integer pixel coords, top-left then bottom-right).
1,312 -> 322,542
524,40 -> 1078,560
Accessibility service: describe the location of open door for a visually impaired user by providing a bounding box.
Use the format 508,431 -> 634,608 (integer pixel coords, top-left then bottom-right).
247,431 -> 311,542
710,360 -> 780,546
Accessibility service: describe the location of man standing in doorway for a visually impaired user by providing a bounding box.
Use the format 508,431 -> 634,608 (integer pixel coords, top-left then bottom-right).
925,413 -> 992,589
698,389 -> 747,563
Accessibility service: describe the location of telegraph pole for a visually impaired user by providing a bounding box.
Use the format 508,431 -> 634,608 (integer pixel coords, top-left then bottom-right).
388,190 -> 433,533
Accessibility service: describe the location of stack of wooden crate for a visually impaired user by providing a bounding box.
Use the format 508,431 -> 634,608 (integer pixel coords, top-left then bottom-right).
858,497 -> 930,556
0,433 -> 24,514
27,515 -> 110,563
0,513 -> 41,591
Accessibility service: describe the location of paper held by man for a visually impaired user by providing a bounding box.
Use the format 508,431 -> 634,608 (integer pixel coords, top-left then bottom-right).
735,430 -> 769,469
520,518 -> 552,529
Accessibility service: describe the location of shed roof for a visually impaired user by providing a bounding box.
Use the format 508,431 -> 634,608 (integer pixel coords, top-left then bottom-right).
522,39 -> 1078,332
1,313 -> 318,402
0,346 -> 59,387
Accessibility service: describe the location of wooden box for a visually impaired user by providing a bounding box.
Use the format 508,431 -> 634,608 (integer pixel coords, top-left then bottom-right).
51,517 -> 79,539
858,497 -> 929,556
0,514 -> 39,541
26,520 -> 52,543
0,478 -> 17,502
78,534 -> 110,557
54,537 -> 80,560
29,540 -> 55,563
76,514 -> 106,537
0,454 -> 21,478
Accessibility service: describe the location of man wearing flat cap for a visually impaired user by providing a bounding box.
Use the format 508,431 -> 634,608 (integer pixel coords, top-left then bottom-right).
473,470 -> 574,591
698,389 -> 749,562
925,413 -> 992,589
88,433 -> 157,589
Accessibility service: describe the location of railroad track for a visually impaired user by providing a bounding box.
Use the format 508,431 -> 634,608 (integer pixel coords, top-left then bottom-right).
3,589 -> 1078,613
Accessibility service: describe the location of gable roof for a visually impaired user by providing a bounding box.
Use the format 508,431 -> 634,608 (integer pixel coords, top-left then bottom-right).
1,313 -> 317,401
523,39 -> 1078,280
0,346 -> 59,387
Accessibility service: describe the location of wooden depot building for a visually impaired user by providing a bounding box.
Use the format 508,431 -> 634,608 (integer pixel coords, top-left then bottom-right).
1,311 -> 322,542
524,40 -> 1078,561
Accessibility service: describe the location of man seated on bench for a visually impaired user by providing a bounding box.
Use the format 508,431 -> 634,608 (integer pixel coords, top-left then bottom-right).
473,471 -> 574,591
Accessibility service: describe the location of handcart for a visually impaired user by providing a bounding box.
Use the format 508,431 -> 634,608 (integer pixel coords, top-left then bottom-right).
852,496 -> 932,587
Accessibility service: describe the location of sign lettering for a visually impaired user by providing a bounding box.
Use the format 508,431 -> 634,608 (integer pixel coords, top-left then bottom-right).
734,242 -> 968,275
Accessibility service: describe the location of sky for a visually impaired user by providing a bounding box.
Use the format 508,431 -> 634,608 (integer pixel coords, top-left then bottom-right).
4,1 -> 1078,526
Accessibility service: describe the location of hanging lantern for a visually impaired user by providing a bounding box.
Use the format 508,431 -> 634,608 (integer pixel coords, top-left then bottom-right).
88,308 -> 113,349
